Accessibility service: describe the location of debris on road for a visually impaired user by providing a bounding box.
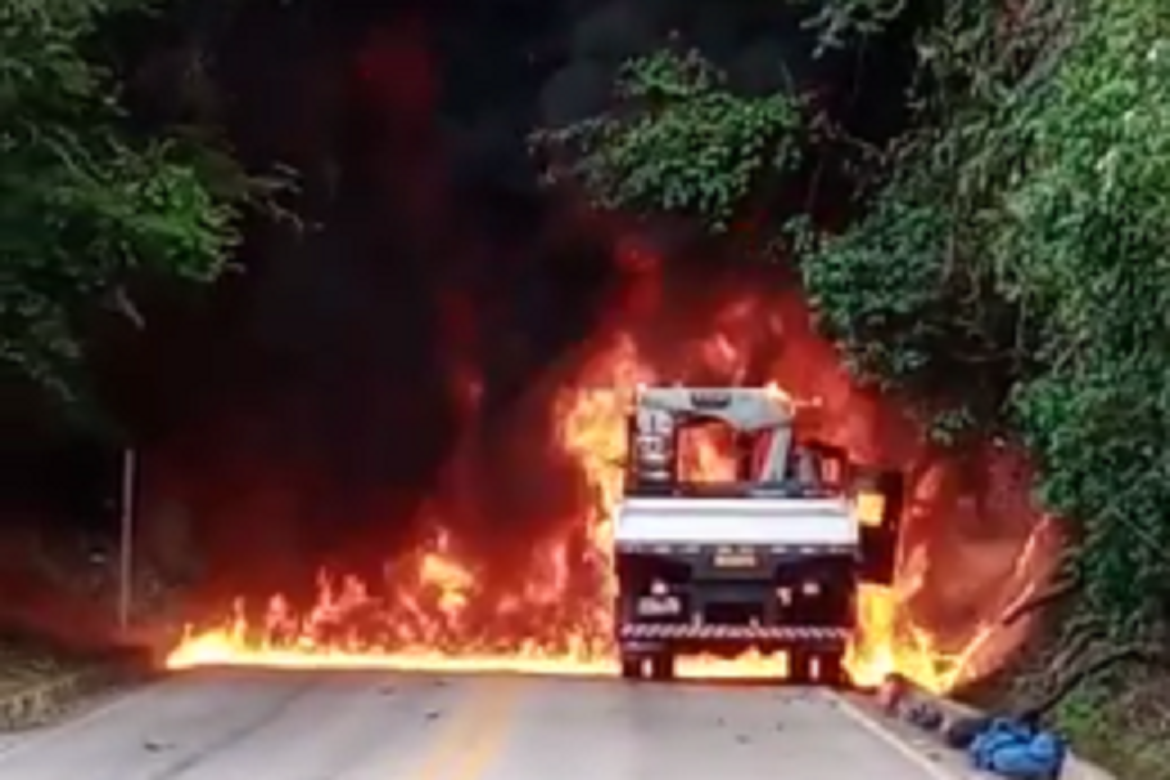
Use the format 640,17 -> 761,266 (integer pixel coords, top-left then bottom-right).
966,718 -> 1067,780
878,673 -> 1078,780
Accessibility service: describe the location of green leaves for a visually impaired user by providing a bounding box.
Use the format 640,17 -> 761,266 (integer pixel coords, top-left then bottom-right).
800,0 -> 1170,633
1001,0 -> 1170,633
786,0 -> 910,53
0,0 -> 250,401
532,49 -> 803,231
805,0 -> 1170,634
532,0 -> 1170,637
798,199 -> 952,389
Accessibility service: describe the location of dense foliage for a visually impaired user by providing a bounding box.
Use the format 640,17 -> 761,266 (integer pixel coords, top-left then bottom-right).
531,48 -> 803,231
535,0 -> 1170,650
0,0 -> 266,401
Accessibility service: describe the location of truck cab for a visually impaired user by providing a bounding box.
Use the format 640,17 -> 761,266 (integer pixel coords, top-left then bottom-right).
613,385 -> 903,684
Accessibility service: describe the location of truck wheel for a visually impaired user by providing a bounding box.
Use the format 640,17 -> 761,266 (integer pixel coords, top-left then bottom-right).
788,650 -> 813,685
620,655 -> 644,680
649,653 -> 676,681
816,651 -> 845,687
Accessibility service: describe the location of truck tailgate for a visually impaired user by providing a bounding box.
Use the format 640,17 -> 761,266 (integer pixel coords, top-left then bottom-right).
613,496 -> 857,547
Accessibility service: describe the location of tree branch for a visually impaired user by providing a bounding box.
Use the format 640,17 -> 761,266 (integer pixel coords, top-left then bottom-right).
1017,643 -> 1170,721
1048,625 -> 1100,677
999,574 -> 1080,626
109,285 -> 145,330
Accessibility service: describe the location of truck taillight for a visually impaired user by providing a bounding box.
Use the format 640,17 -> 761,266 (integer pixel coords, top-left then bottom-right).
855,491 -> 886,527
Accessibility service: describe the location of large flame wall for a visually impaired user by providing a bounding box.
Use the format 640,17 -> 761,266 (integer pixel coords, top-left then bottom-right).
162,258 -> 1059,693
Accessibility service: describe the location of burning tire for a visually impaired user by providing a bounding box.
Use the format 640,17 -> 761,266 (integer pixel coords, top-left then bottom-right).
620,654 -> 643,680
649,653 -> 675,681
619,652 -> 676,681
787,650 -> 845,687
789,650 -> 813,684
816,651 -> 846,687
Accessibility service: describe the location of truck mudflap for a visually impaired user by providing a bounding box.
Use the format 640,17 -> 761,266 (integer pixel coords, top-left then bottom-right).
619,624 -> 850,642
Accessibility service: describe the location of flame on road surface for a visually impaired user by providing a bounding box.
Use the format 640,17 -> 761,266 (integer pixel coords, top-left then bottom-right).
164,283 -> 1059,694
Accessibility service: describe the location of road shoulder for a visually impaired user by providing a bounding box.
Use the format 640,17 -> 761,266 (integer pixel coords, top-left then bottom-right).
0,642 -> 155,733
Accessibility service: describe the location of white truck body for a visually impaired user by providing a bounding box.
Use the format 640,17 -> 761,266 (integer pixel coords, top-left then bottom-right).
613,496 -> 859,547
613,385 -> 899,682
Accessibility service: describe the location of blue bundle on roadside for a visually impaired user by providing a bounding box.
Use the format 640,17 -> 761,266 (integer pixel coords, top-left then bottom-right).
967,717 -> 1067,780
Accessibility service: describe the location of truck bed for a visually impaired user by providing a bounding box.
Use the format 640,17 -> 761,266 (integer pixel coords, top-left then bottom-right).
613,496 -> 858,547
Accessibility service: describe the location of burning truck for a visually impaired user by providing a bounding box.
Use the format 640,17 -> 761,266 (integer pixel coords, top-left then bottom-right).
613,384 -> 903,684
164,308 -> 1055,694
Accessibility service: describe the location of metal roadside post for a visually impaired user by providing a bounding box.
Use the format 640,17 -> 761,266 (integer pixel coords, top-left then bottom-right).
118,446 -> 136,635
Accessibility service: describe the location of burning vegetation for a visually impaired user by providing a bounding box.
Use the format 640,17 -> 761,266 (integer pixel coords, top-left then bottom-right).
165,265 -> 1059,693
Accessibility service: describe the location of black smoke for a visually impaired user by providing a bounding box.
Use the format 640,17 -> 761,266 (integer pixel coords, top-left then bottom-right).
11,0 -> 920,588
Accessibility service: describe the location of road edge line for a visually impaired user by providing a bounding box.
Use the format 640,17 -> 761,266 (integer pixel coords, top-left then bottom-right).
0,668 -> 161,764
823,689 -> 965,780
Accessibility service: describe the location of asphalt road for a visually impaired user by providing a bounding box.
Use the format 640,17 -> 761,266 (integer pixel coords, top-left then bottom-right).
0,669 -> 970,780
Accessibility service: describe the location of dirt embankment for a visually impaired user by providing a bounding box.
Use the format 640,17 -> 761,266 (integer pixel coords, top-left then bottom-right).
0,515 -> 183,729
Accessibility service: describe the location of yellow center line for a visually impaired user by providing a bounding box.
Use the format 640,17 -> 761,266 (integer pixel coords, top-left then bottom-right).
411,677 -> 525,780
411,685 -> 492,780
443,679 -> 523,780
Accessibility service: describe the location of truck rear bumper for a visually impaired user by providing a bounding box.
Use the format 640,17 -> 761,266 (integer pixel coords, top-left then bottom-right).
618,624 -> 850,655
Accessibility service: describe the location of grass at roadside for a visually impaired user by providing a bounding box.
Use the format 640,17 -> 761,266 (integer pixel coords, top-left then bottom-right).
961,635 -> 1170,780
1051,671 -> 1170,780
0,627 -> 151,731
0,633 -> 86,698
0,517 -> 187,732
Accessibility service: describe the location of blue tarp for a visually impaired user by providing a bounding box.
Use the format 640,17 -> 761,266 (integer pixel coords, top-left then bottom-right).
967,717 -> 1067,780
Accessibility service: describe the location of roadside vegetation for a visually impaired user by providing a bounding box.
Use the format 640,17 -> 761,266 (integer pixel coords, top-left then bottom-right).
1,0 -> 287,407
0,0 -> 280,718
533,0 -> 1170,776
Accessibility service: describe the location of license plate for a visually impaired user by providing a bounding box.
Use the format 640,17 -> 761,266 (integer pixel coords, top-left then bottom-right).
714,551 -> 757,568
636,596 -> 681,616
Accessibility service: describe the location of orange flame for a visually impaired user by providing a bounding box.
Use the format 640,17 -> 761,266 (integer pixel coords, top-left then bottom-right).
165,288 -> 1058,693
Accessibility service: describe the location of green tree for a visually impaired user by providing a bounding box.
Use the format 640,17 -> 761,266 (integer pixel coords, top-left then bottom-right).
794,1 -> 1046,441
533,0 -> 1170,650
531,48 -> 804,232
1001,0 -> 1170,633
0,0 -> 274,401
